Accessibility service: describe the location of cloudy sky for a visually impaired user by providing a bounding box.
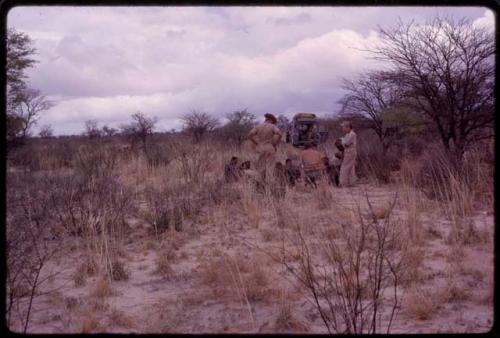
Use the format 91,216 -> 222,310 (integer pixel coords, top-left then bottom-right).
7,6 -> 494,135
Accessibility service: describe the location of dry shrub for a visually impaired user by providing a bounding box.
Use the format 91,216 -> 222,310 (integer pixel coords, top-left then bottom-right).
441,280 -> 470,303
407,144 -> 492,247
92,277 -> 113,298
261,228 -> 277,242
282,196 -> 403,333
73,267 -> 86,287
274,290 -> 308,332
242,263 -> 270,302
143,183 -> 207,235
314,183 -> 333,210
6,171 -> 60,332
240,183 -> 262,228
399,159 -> 427,243
89,298 -> 110,312
144,142 -> 171,168
154,251 -> 174,277
7,140 -> 75,172
371,202 -> 392,220
81,315 -> 99,333
38,145 -> 136,282
172,143 -> 212,186
399,245 -> 425,287
110,260 -> 129,281
65,297 -> 79,310
109,308 -> 135,329
405,286 -> 438,320
355,131 -> 399,184
199,257 -> 224,286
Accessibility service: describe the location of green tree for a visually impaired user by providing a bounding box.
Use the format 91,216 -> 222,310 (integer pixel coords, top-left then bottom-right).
7,29 -> 54,147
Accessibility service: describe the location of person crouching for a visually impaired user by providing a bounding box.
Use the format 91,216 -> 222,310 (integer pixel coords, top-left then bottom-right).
300,142 -> 326,188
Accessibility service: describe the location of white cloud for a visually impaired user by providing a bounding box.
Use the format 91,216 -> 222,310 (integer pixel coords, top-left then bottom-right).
473,9 -> 495,31
7,6 -> 488,135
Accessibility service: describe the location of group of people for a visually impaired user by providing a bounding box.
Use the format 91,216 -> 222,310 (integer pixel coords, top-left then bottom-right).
224,113 -> 358,190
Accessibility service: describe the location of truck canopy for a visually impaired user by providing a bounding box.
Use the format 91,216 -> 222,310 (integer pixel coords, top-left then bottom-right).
293,112 -> 317,121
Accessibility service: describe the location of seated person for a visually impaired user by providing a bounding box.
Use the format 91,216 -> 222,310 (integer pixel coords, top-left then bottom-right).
224,156 -> 241,183
285,158 -> 301,187
322,156 -> 340,187
240,160 -> 251,170
274,162 -> 287,185
272,161 -> 287,198
300,143 -> 326,188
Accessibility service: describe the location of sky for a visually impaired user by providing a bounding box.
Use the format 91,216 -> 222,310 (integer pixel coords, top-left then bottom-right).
7,6 -> 495,135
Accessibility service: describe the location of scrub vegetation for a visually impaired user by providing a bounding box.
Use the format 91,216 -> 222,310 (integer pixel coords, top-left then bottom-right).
6,16 -> 493,334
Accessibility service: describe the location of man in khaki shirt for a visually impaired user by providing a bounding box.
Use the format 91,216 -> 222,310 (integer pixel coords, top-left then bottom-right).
247,113 -> 282,179
301,143 -> 326,188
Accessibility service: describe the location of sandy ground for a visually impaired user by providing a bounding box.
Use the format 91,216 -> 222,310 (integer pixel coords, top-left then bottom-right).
9,180 -> 494,334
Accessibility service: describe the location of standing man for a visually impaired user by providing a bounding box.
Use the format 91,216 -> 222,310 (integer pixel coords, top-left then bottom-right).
247,113 -> 282,179
338,121 -> 358,187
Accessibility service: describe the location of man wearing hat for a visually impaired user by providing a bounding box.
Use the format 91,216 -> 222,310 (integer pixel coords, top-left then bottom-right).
246,113 -> 282,179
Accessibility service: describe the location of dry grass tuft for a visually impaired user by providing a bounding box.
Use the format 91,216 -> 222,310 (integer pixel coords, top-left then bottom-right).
199,256 -> 231,288
274,290 -> 308,332
154,250 -> 174,277
109,308 -> 135,329
243,263 -> 271,302
405,287 -> 439,321
400,245 -> 425,287
371,202 -> 392,219
92,276 -> 113,298
73,267 -> 86,287
64,296 -> 79,310
80,315 -> 99,333
441,280 -> 470,303
111,260 -> 129,281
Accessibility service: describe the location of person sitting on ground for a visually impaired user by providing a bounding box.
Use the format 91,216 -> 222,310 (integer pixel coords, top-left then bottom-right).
300,142 -> 326,188
274,162 -> 287,186
272,162 -> 287,198
285,158 -> 301,187
240,160 -> 251,171
239,160 -> 264,191
224,156 -> 241,183
322,156 -> 340,187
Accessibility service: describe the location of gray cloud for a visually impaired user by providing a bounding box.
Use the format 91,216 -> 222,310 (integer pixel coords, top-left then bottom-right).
7,6 -> 492,135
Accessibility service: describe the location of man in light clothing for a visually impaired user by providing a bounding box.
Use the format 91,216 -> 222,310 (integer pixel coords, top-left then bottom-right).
247,113 -> 282,179
339,121 -> 358,187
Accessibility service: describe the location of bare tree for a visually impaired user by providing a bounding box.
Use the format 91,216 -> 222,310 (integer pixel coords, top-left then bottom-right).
9,88 -> 54,142
372,17 -> 494,158
84,119 -> 102,139
101,125 -> 117,137
38,124 -> 54,138
276,114 -> 291,133
181,110 -> 219,143
120,112 -> 158,149
338,71 -> 407,154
